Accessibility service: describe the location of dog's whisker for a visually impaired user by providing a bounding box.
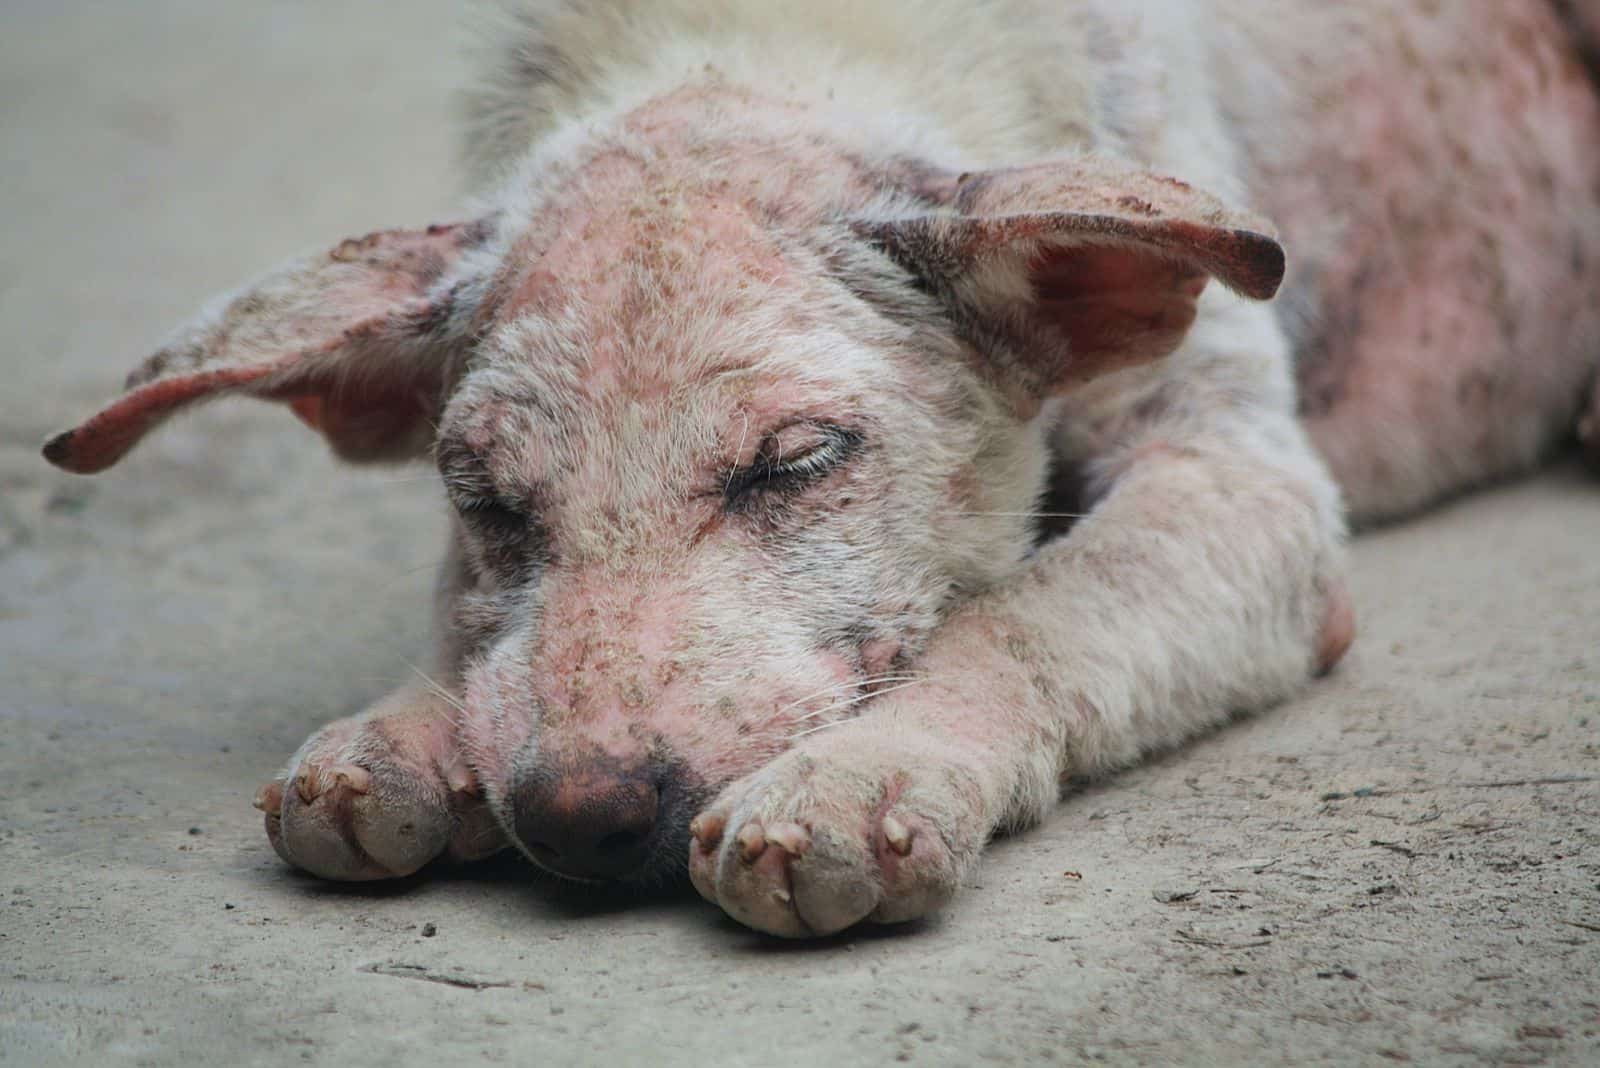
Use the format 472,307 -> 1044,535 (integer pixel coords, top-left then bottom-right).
790,691 -> 873,723
774,678 -> 870,715
401,659 -> 466,713
774,673 -> 920,716
790,678 -> 932,731
795,688 -> 887,722
790,717 -> 858,740
860,671 -> 923,687
790,676 -> 922,720
953,511 -> 1091,519
724,411 -> 750,496
854,676 -> 931,703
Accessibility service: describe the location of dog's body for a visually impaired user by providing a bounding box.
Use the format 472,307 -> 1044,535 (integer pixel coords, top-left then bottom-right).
43,0 -> 1600,936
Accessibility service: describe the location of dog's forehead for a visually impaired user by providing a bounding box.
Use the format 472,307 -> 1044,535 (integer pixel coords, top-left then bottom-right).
485,92 -> 850,324
468,137 -> 833,410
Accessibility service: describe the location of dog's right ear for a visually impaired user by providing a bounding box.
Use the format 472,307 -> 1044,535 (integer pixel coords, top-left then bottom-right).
42,218 -> 498,474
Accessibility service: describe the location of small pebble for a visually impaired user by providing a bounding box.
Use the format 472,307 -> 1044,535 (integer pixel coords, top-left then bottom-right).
421,923 -> 437,937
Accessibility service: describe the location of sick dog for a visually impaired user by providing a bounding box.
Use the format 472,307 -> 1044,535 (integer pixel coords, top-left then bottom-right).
42,0 -> 1600,937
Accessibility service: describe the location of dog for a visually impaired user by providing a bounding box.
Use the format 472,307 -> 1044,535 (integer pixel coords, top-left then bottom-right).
41,0 -> 1600,937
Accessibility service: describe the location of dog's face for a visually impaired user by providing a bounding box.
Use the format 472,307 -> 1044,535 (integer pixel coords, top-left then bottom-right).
434,154 -> 1045,882
42,89 -> 1281,883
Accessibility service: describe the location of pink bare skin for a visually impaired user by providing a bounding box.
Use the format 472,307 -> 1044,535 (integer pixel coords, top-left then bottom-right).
41,0 -> 1599,935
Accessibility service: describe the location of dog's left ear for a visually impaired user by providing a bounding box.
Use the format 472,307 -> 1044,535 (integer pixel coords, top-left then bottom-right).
856,156 -> 1285,397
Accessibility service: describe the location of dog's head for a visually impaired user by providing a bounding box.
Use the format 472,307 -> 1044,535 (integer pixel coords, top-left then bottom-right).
44,89 -> 1281,884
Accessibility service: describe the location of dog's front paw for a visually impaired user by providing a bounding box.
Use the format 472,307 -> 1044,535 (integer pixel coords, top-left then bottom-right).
687,729 -> 984,937
254,690 -> 504,880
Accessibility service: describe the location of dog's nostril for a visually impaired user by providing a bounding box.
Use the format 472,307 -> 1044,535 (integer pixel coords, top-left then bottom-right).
596,830 -> 642,856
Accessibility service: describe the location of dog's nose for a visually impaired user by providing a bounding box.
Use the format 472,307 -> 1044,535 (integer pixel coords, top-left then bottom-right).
511,757 -> 660,881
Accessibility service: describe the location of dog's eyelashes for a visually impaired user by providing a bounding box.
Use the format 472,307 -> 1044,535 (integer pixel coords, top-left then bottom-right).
450,492 -> 549,583
453,494 -> 531,533
436,440 -> 530,531
722,422 -> 862,509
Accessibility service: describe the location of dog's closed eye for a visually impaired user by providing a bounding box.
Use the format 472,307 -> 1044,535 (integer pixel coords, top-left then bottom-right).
453,493 -> 529,533
721,422 -> 862,510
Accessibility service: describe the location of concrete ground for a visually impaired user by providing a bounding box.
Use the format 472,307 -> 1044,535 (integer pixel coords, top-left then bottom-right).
3,3 -> 1598,1065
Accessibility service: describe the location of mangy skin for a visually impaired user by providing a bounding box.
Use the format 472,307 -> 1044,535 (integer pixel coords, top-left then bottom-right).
42,0 -> 1600,937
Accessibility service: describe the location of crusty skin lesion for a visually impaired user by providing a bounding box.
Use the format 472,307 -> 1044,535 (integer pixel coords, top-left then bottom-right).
39,0 -> 1600,935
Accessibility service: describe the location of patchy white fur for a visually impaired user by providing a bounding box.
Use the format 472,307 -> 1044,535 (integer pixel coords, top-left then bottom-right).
45,0 -> 1596,931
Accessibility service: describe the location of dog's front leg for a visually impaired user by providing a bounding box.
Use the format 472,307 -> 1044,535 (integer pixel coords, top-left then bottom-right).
690,429 -> 1349,937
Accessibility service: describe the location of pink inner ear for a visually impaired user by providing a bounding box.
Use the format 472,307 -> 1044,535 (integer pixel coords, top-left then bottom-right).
283,381 -> 437,462
287,396 -> 328,432
1032,245 -> 1209,383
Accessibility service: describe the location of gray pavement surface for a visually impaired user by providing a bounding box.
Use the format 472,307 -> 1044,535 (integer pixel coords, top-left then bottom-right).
3,3 -> 1598,1065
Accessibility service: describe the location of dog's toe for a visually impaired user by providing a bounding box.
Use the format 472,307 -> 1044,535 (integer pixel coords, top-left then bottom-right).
690,732 -> 973,938
274,757 -> 452,880
259,708 -> 502,881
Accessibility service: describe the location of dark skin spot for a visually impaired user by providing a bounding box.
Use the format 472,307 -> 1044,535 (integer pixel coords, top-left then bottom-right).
1455,368 -> 1498,409
408,281 -> 468,337
1031,672 -> 1061,709
953,172 -> 997,214
231,292 -> 268,317
330,232 -> 384,262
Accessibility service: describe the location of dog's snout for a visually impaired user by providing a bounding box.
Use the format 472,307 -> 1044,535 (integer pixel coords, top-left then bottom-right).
512,757 -> 662,881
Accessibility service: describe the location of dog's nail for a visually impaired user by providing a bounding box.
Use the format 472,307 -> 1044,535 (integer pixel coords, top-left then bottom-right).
690,812 -> 725,848
293,769 -> 320,804
764,821 -> 811,856
328,764 -> 371,794
737,822 -> 767,863
252,781 -> 284,813
882,814 -> 914,856
441,756 -> 477,795
772,887 -> 792,904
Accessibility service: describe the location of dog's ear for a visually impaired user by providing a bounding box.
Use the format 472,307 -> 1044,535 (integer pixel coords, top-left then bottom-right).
42,219 -> 497,474
856,156 -> 1284,398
